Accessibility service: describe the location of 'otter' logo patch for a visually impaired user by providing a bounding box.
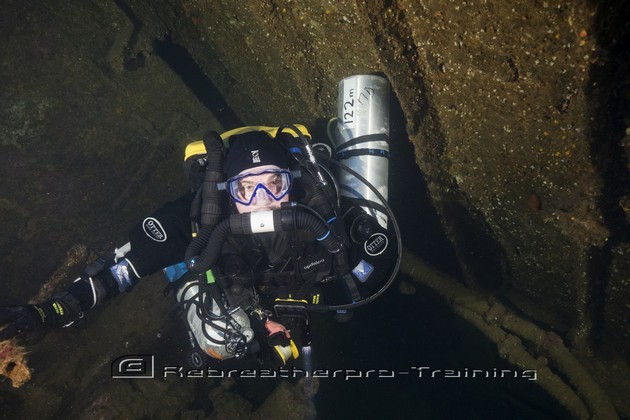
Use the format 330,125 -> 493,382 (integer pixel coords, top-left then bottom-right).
143,217 -> 167,242
364,233 -> 388,256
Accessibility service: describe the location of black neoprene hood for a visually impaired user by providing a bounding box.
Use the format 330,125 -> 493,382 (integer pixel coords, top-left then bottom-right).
224,131 -> 291,179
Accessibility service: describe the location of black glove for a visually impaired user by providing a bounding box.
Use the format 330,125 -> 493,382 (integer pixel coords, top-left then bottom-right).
0,305 -> 43,340
0,294 -> 83,341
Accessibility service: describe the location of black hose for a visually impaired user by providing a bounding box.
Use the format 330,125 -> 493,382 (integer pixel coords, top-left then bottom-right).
184,223 -> 215,263
317,155 -> 403,310
276,125 -> 327,187
187,207 -> 343,274
293,207 -> 342,252
187,219 -> 231,273
276,126 -> 348,245
179,282 -> 228,345
200,131 -> 224,226
294,203 -> 347,247
185,131 -> 225,262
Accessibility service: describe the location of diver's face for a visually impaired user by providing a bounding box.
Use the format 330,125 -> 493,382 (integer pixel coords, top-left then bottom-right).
232,165 -> 291,213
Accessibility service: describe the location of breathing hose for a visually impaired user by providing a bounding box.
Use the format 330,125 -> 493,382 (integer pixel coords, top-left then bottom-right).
186,206 -> 344,274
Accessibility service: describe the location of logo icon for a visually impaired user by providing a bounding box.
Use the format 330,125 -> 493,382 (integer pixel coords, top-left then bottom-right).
111,355 -> 155,379
251,150 -> 261,163
143,218 -> 167,242
364,233 -> 388,256
303,258 -> 325,271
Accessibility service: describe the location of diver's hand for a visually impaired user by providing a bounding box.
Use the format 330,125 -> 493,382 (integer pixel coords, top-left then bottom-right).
0,295 -> 83,341
0,305 -> 43,341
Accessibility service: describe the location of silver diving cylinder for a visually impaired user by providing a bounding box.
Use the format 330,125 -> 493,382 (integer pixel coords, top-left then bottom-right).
334,74 -> 390,228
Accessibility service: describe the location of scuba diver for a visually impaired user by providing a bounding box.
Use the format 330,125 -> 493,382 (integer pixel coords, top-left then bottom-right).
0,75 -> 401,367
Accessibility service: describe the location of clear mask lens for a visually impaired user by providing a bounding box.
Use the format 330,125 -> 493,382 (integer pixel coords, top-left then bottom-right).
227,169 -> 292,206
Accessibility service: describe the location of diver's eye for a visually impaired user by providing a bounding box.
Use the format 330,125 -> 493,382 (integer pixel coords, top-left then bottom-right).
238,182 -> 255,198
268,175 -> 283,194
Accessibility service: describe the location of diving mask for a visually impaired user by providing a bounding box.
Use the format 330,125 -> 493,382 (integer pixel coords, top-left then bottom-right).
226,169 -> 293,206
